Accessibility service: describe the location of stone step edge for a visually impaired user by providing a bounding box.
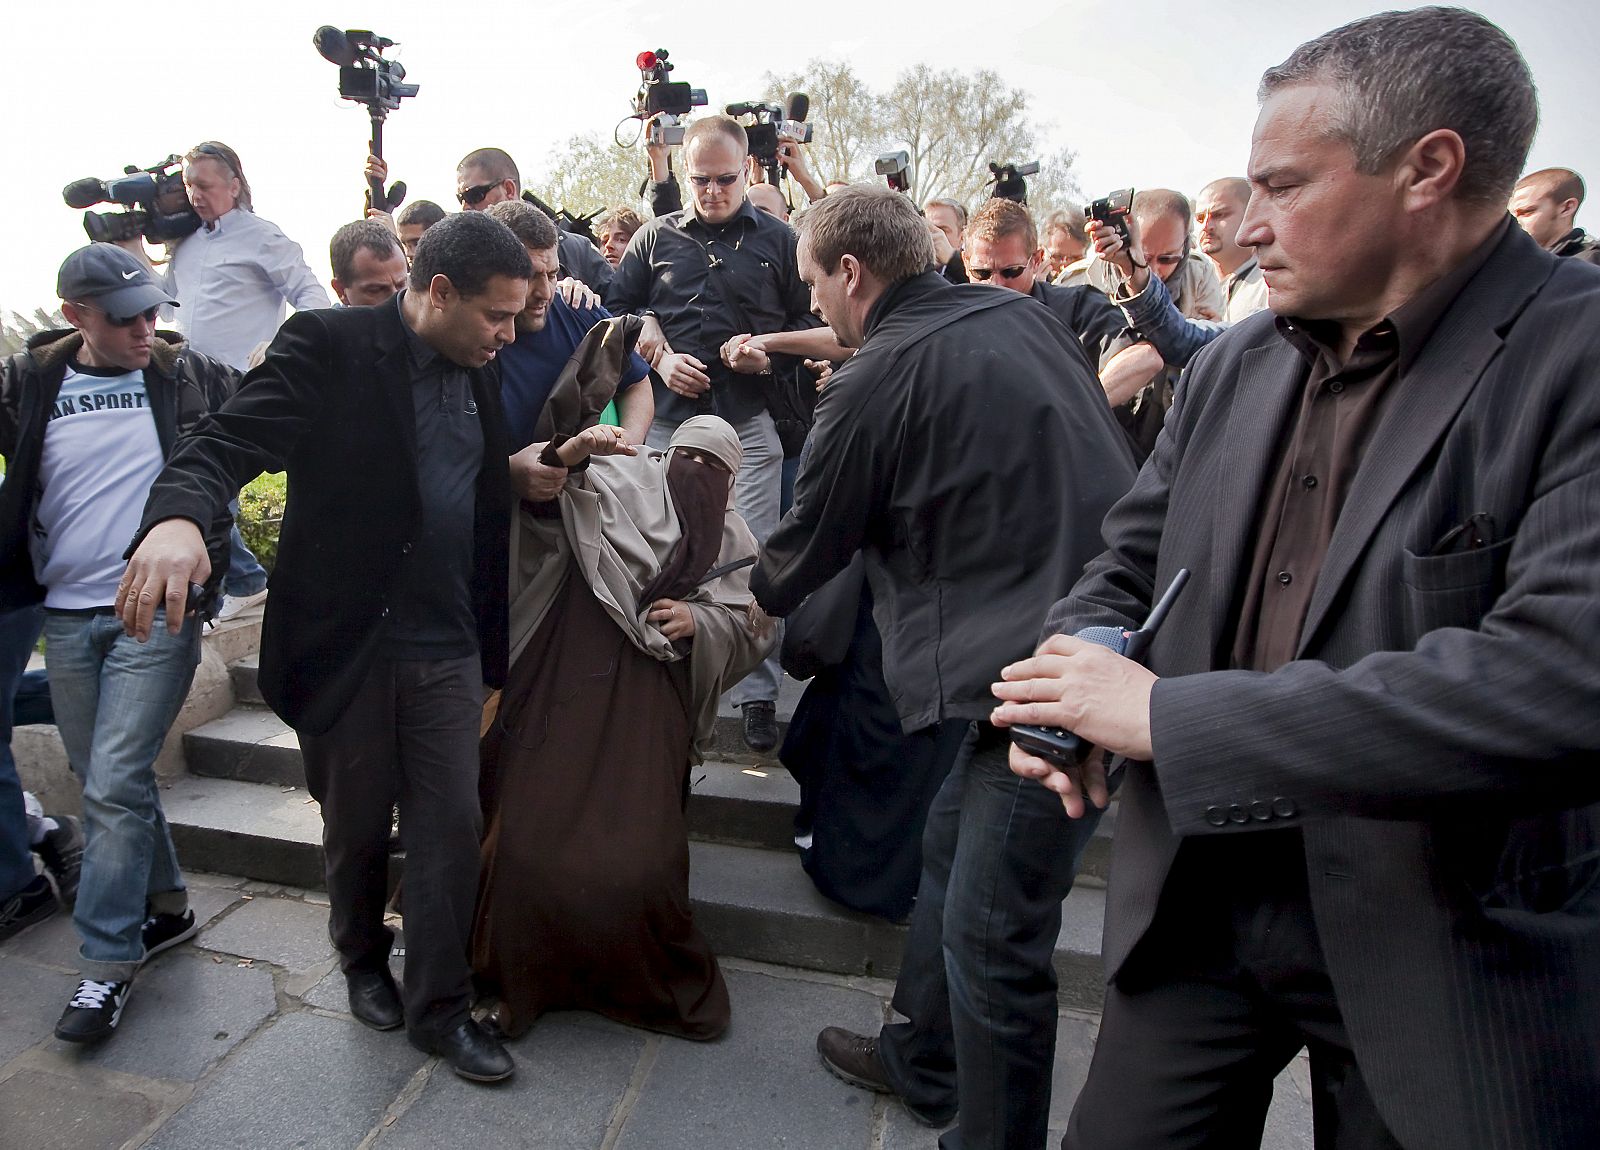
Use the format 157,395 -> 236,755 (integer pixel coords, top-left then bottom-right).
161,772 -> 1107,1012
229,655 -> 800,763
180,710 -> 1117,877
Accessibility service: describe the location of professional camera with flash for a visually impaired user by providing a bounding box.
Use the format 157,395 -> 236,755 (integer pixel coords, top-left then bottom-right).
61,156 -> 202,245
876,151 -> 912,194
633,49 -> 707,146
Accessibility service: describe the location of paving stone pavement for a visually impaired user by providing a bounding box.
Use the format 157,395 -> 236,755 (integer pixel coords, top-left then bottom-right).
0,874 -> 1313,1149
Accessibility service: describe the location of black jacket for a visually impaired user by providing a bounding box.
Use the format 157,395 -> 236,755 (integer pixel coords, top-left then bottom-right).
1031,279 -> 1125,368
1553,226 -> 1600,266
0,328 -> 237,612
754,272 -> 1138,732
133,298 -> 512,735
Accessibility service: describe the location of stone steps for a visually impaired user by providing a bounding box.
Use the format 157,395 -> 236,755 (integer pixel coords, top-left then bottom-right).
182,703 -> 1115,879
187,656 -> 1115,1012
228,653 -> 806,765
158,771 -> 1107,1011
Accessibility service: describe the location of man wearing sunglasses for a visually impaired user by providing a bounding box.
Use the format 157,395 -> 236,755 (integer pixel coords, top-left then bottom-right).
605,115 -> 819,752
964,197 -> 1123,371
454,148 -> 614,294
0,243 -> 239,1043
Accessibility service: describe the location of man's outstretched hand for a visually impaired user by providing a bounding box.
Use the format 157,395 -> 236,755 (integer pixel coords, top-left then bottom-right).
117,519 -> 210,640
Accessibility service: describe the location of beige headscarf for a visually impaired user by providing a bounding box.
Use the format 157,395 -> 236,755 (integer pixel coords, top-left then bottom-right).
667,415 -> 743,473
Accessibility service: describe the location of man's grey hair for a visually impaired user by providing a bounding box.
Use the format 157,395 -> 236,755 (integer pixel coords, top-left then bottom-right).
484,200 -> 560,252
1259,6 -> 1536,207
923,197 -> 968,228
799,186 -> 934,284
1043,207 -> 1087,245
1132,189 -> 1192,232
329,220 -> 402,283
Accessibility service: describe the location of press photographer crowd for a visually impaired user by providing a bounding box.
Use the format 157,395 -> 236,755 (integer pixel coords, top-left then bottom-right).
4,6 -> 1600,1148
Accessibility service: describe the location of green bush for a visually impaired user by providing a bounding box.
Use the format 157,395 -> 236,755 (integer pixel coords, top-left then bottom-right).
237,472 -> 287,573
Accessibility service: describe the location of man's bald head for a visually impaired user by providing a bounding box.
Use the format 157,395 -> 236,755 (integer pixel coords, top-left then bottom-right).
1196,177 -> 1255,274
1511,167 -> 1585,249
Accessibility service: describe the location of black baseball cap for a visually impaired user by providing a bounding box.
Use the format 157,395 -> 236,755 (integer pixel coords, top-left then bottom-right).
56,243 -> 177,320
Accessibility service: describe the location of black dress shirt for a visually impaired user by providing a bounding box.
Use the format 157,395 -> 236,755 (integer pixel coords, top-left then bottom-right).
605,200 -> 814,425
386,313 -> 483,659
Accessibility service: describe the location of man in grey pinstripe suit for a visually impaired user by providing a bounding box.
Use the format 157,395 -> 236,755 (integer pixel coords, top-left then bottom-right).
993,9 -> 1600,1149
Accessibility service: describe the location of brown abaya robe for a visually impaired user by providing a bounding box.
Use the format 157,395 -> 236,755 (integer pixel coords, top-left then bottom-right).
471,420 -> 771,1041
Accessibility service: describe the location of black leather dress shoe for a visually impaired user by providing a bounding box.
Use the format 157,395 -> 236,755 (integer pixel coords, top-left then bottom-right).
346,968 -> 403,1031
742,700 -> 779,752
410,1019 -> 515,1083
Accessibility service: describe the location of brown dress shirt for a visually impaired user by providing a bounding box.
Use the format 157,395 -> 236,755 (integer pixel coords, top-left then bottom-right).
1231,220 -> 1509,673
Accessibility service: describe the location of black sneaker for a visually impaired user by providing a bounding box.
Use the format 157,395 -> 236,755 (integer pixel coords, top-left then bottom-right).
742,700 -> 779,753
36,816 -> 83,907
55,978 -> 130,1043
1,875 -> 58,943
140,908 -> 198,964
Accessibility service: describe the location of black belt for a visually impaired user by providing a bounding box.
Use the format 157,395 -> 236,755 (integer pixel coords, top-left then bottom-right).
44,605 -> 117,618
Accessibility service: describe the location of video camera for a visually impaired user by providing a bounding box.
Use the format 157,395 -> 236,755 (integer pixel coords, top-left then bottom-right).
633,49 -> 707,147
1084,187 -> 1135,248
62,156 -> 202,245
725,95 -> 812,187
988,160 -> 1040,205
876,151 -> 912,194
313,26 -> 419,213
521,190 -> 599,246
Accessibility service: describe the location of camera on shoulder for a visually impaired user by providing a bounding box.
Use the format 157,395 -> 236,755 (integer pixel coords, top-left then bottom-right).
61,157 -> 202,245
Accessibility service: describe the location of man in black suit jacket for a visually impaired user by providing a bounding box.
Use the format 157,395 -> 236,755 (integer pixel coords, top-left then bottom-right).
992,10 -> 1600,1149
119,213 -> 536,1084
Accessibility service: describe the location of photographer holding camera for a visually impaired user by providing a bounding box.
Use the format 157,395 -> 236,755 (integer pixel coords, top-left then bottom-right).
164,142 -> 330,372
604,114 -> 819,752
154,142 -> 333,617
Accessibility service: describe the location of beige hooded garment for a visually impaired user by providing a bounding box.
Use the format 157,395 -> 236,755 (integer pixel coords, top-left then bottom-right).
505,412 -> 773,758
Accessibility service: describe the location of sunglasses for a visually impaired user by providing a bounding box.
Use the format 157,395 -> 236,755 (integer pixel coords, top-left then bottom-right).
75,302 -> 160,327
457,182 -> 499,206
189,143 -> 237,175
968,264 -> 1030,282
688,172 -> 743,189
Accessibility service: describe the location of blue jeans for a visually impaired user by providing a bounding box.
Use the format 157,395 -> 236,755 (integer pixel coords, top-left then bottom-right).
225,499 -> 268,598
44,610 -> 198,980
0,605 -> 45,899
878,726 -> 1106,1150
648,410 -> 783,706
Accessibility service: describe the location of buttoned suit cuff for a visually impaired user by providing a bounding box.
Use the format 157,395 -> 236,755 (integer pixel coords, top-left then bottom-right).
1148,673 -> 1305,835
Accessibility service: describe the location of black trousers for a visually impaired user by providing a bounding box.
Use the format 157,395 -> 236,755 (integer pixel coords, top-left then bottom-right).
1066,833 -> 1405,1150
299,654 -> 484,1040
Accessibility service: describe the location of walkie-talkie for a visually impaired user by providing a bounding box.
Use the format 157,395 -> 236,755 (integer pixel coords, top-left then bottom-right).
1009,568 -> 1191,766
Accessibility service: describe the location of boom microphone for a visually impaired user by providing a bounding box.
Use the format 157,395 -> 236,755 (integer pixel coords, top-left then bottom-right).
62,178 -> 108,210
784,92 -> 809,122
313,25 -> 361,67
724,101 -> 761,118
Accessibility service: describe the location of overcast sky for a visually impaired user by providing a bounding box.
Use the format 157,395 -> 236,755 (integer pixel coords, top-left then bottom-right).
2,0 -> 1594,314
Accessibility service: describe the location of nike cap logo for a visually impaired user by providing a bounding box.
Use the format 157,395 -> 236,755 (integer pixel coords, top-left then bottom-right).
122,269 -> 140,280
